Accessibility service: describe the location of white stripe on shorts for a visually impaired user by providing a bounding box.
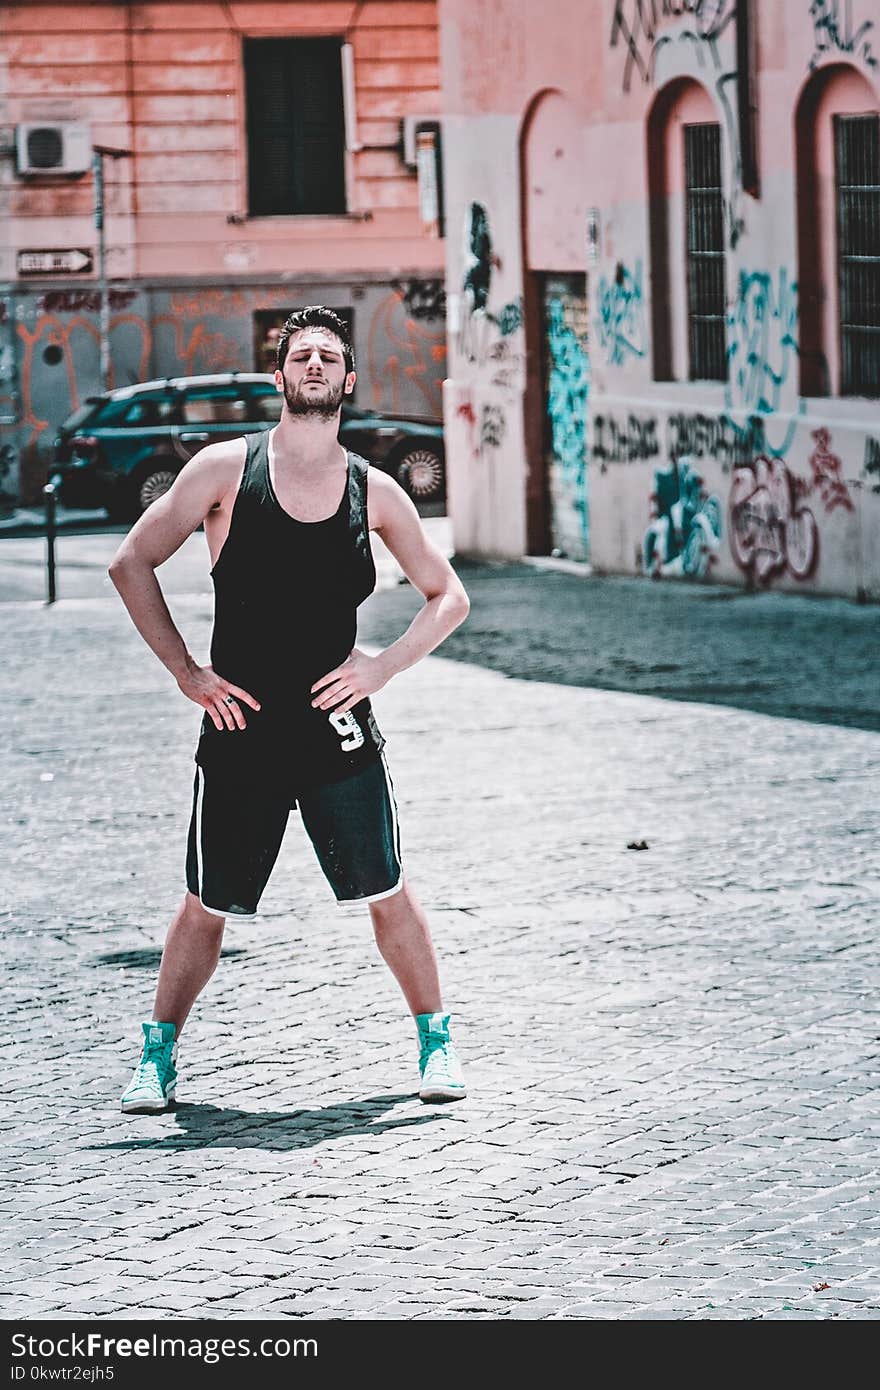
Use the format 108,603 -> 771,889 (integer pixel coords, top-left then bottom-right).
379,750 -> 403,868
335,751 -> 403,907
193,764 -> 205,895
336,877 -> 404,908
200,901 -> 258,920
190,767 -> 259,919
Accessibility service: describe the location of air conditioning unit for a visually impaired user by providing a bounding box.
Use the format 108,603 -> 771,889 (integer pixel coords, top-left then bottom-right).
401,115 -> 441,168
16,123 -> 91,176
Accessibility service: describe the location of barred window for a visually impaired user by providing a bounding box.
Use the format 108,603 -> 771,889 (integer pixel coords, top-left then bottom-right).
835,113 -> 880,396
245,38 -> 346,217
684,123 -> 727,382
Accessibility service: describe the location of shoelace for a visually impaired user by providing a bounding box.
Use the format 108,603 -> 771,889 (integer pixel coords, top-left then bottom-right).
421,1037 -> 454,1074
132,1044 -> 172,1084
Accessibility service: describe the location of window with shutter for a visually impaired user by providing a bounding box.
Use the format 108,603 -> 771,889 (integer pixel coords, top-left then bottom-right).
684,123 -> 727,382
245,38 -> 347,217
835,113 -> 880,397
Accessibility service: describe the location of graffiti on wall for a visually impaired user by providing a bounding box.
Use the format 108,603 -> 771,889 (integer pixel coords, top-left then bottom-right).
390,279 -> 446,322
454,391 -> 507,468
2,298 -> 21,493
729,455 -> 819,583
0,443 -> 15,488
366,287 -> 446,416
0,327 -> 14,402
808,0 -> 877,71
865,435 -> 880,493
592,412 -> 660,470
155,318 -> 241,374
456,202 -> 525,393
609,0 -> 745,245
38,290 -> 138,315
16,311 -> 150,459
609,1 -> 736,91
496,298 -> 524,337
0,344 -> 13,395
725,268 -> 802,458
595,260 -> 648,366
668,410 -> 765,469
458,201 -> 498,365
545,296 -> 591,551
642,455 -> 723,579
480,404 -> 506,451
455,394 -> 478,463
807,427 -> 855,513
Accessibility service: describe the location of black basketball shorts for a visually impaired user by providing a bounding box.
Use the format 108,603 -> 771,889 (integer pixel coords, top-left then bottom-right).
185,752 -> 403,917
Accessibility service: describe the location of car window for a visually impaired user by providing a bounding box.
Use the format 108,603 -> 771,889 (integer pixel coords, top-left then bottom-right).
88,398 -> 132,426
122,397 -> 180,427
60,399 -> 104,431
182,390 -> 250,425
248,387 -> 283,422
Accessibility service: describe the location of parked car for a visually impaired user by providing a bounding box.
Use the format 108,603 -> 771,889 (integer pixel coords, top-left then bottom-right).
53,373 -> 446,521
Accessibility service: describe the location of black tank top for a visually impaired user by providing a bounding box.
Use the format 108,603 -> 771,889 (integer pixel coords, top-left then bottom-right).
195,430 -> 384,786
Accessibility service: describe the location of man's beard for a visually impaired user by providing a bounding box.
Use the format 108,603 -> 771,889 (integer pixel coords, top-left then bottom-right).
282,376 -> 345,420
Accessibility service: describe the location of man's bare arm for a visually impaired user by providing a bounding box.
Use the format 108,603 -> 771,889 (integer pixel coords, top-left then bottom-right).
311,469 -> 469,714
108,440 -> 260,731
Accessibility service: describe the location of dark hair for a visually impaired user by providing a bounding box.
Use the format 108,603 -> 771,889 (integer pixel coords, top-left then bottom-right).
276,305 -> 355,375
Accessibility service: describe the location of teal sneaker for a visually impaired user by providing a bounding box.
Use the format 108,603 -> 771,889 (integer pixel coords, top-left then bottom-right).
415,1012 -> 466,1103
120,1021 -> 178,1114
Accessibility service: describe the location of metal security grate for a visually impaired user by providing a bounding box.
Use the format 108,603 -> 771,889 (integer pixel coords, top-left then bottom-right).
685,123 -> 727,382
835,114 -> 880,397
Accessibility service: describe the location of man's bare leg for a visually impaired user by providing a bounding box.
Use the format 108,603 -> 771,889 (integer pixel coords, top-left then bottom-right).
369,879 -> 442,1016
370,879 -> 465,1101
152,891 -> 226,1034
121,892 -> 223,1112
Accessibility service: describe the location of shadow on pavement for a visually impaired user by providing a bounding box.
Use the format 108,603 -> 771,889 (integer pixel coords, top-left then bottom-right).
359,560 -> 880,733
92,947 -> 246,970
86,1093 -> 444,1151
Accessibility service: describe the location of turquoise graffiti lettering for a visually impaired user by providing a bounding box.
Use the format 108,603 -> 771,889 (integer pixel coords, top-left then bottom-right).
725,268 -> 803,458
546,297 -> 590,547
595,260 -> 647,366
865,436 -> 880,494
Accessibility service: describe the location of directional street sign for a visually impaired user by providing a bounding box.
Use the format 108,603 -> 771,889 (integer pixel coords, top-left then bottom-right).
17,249 -> 93,276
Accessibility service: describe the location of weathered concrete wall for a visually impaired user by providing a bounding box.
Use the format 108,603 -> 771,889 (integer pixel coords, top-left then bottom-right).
442,116 -> 527,558
440,0 -> 880,599
1,275 -> 446,503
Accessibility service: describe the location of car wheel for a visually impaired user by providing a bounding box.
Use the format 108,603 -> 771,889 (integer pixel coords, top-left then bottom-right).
394,445 -> 445,500
137,464 -> 178,514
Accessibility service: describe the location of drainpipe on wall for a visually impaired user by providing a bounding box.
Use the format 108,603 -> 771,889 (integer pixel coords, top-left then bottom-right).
92,145 -> 131,392
736,0 -> 759,197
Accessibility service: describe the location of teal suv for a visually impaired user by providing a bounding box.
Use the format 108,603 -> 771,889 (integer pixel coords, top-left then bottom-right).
54,373 -> 446,521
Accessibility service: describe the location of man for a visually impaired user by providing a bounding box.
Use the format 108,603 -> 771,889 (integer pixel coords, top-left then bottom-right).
109,305 -> 469,1113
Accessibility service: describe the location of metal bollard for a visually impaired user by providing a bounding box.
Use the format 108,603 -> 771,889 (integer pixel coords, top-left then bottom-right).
43,474 -> 60,604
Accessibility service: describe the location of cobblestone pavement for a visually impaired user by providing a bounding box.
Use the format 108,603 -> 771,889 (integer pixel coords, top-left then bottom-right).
2,532 -> 879,1320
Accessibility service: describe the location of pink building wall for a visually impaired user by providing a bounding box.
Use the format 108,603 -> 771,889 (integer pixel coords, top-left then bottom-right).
440,0 -> 880,600
1,1 -> 446,502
